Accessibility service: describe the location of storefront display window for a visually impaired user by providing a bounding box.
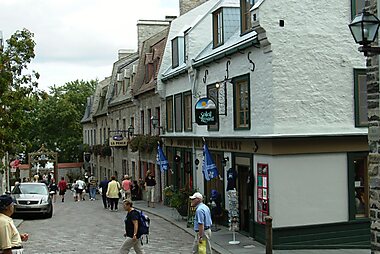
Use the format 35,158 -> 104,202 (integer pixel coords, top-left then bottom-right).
257,163 -> 269,224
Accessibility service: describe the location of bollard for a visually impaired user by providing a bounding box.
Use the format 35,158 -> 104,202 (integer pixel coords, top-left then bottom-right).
265,216 -> 273,254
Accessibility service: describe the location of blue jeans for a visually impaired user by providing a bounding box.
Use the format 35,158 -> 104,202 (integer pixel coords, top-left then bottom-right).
89,187 -> 97,199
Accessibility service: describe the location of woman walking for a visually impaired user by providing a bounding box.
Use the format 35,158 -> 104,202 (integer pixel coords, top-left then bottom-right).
106,176 -> 121,211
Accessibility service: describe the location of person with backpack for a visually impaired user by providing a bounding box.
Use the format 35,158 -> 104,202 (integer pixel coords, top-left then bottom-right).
120,199 -> 145,254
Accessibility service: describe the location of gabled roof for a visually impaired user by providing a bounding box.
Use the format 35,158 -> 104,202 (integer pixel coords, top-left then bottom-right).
93,77 -> 111,117
133,28 -> 169,96
80,95 -> 94,124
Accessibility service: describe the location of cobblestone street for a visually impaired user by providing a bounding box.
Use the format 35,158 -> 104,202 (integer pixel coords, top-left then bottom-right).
18,193 -> 194,253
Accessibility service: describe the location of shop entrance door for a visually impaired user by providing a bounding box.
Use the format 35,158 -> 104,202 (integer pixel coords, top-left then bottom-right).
237,165 -> 253,234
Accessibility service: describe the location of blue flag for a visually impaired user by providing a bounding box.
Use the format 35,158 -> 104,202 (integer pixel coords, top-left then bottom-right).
202,143 -> 219,181
157,144 -> 169,172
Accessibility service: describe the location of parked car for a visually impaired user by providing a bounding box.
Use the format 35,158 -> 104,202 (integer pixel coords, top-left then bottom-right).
11,182 -> 53,218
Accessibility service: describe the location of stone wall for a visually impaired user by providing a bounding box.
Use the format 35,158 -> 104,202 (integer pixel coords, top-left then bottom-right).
367,0 -> 380,252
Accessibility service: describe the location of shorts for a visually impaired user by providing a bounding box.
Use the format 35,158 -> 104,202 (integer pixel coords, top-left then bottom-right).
59,190 -> 66,195
75,188 -> 83,194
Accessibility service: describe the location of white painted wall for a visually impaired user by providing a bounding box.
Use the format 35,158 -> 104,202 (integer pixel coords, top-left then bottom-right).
255,153 -> 348,228
256,0 -> 366,135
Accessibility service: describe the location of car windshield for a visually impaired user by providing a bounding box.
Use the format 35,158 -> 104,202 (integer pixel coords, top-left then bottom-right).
12,184 -> 48,195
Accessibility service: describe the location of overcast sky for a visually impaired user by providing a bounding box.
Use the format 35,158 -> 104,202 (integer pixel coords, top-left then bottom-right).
0,0 -> 179,91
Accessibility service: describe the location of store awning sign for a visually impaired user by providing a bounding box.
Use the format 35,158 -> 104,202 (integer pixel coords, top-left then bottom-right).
195,98 -> 217,125
109,136 -> 128,147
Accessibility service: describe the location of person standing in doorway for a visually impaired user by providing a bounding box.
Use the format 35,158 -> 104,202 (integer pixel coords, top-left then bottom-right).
58,177 -> 68,202
122,175 -> 132,200
119,199 -> 145,254
0,195 -> 29,254
144,171 -> 156,208
99,176 -> 109,209
106,176 -> 121,211
190,192 -> 213,254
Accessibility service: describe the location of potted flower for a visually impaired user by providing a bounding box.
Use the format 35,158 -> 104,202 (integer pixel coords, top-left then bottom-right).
163,185 -> 174,206
170,188 -> 195,217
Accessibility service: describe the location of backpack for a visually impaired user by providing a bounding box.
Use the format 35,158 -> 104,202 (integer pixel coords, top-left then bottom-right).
137,210 -> 150,244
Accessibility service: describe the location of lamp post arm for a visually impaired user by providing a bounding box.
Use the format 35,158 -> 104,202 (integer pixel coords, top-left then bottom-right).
359,45 -> 380,56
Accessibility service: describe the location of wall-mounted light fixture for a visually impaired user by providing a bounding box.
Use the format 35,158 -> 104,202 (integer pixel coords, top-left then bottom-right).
150,116 -> 165,134
127,125 -> 135,139
222,156 -> 229,167
349,10 -> 380,56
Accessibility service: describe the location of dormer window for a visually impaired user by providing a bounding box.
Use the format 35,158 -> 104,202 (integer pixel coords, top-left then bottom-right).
171,36 -> 185,68
213,8 -> 224,48
240,0 -> 255,34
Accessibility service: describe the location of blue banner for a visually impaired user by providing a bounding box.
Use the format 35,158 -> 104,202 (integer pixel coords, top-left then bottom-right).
202,143 -> 219,181
157,144 -> 169,172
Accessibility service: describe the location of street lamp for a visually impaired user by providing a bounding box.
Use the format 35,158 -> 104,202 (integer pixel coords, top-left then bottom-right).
127,124 -> 135,138
150,116 -> 165,134
349,10 -> 380,56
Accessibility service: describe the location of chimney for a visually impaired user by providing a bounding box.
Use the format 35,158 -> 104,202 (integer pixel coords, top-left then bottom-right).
179,0 -> 208,16
137,19 -> 171,53
118,49 -> 135,60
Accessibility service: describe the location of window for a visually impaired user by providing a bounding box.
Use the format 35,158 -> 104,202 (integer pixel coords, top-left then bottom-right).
123,119 -> 126,132
171,37 -> 185,69
348,153 -> 368,220
166,96 -> 174,132
116,119 -> 119,131
175,93 -> 183,132
183,91 -> 192,131
148,108 -> 152,135
233,74 -> 250,129
155,107 -> 161,134
141,110 -> 145,134
213,8 -> 224,47
351,0 -> 365,19
172,37 -> 179,68
240,0 -> 254,34
207,84 -> 219,131
354,69 -> 368,127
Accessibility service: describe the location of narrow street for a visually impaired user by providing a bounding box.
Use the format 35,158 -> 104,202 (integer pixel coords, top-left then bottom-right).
17,192 -> 194,253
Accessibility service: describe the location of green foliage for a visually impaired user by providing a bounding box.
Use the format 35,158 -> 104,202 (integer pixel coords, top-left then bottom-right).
129,134 -> 159,153
0,29 -> 40,158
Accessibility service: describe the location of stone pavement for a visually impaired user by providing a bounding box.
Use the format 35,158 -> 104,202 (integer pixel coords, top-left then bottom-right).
132,200 -> 371,254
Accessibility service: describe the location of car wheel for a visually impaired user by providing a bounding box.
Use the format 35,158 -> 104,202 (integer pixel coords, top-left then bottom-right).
45,205 -> 53,218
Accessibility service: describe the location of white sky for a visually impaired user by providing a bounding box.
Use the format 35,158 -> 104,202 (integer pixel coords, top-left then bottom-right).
0,0 -> 179,91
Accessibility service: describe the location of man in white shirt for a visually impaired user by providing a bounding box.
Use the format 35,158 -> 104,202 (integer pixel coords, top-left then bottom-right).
75,179 -> 86,202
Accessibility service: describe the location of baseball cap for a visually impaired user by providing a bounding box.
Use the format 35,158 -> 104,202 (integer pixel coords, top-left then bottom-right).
0,195 -> 14,210
189,192 -> 203,200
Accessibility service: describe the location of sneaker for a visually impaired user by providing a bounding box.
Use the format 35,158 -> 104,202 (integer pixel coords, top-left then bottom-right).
115,209 -> 118,212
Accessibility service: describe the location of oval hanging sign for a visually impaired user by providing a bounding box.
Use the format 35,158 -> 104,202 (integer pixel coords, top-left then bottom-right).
195,98 -> 217,125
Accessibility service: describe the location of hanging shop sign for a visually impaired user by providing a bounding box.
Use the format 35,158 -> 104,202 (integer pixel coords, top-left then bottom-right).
109,136 -> 128,147
195,98 -> 217,125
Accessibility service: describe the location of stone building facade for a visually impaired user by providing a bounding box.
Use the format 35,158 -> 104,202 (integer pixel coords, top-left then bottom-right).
367,0 -> 380,251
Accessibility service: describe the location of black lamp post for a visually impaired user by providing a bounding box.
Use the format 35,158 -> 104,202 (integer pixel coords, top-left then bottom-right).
127,125 -> 134,139
349,11 -> 380,56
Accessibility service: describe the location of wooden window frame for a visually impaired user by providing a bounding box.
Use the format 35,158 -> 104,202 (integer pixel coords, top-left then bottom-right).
213,8 -> 224,48
351,0 -> 365,19
240,0 -> 254,34
174,93 -> 183,132
354,69 -> 368,127
183,91 -> 193,132
233,74 -> 251,130
166,96 -> 174,132
172,37 -> 179,68
207,84 -> 219,131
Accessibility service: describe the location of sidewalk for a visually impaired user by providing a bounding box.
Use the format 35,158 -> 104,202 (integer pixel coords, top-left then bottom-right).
133,200 -> 370,254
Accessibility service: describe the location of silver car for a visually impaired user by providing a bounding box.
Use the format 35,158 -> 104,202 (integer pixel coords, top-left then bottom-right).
11,182 -> 53,218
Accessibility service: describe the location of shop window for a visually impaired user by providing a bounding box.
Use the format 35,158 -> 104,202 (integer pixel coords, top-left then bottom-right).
233,74 -> 250,129
240,0 -> 255,34
166,96 -> 173,132
213,8 -> 224,48
207,84 -> 219,131
348,153 -> 369,220
354,69 -> 368,127
183,91 -> 192,131
351,0 -> 365,19
204,152 -> 225,210
175,93 -> 183,132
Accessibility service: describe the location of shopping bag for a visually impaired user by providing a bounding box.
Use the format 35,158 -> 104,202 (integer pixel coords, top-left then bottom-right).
198,240 -> 206,254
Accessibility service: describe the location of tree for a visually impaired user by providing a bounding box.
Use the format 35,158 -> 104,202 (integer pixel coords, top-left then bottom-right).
24,80 -> 96,162
0,29 -> 40,158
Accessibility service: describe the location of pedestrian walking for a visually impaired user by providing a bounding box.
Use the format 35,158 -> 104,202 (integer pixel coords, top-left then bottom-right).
119,199 -> 145,254
58,177 -> 68,202
48,179 -> 58,203
190,192 -> 213,254
0,194 -> 29,253
106,176 -> 120,211
131,180 -> 139,201
122,175 -> 132,200
75,179 -> 86,202
144,171 -> 156,208
99,176 -> 109,209
88,174 -> 98,201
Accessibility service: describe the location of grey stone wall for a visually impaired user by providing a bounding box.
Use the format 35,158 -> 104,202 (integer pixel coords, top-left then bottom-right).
137,20 -> 170,53
179,0 -> 208,15
367,0 -> 380,252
